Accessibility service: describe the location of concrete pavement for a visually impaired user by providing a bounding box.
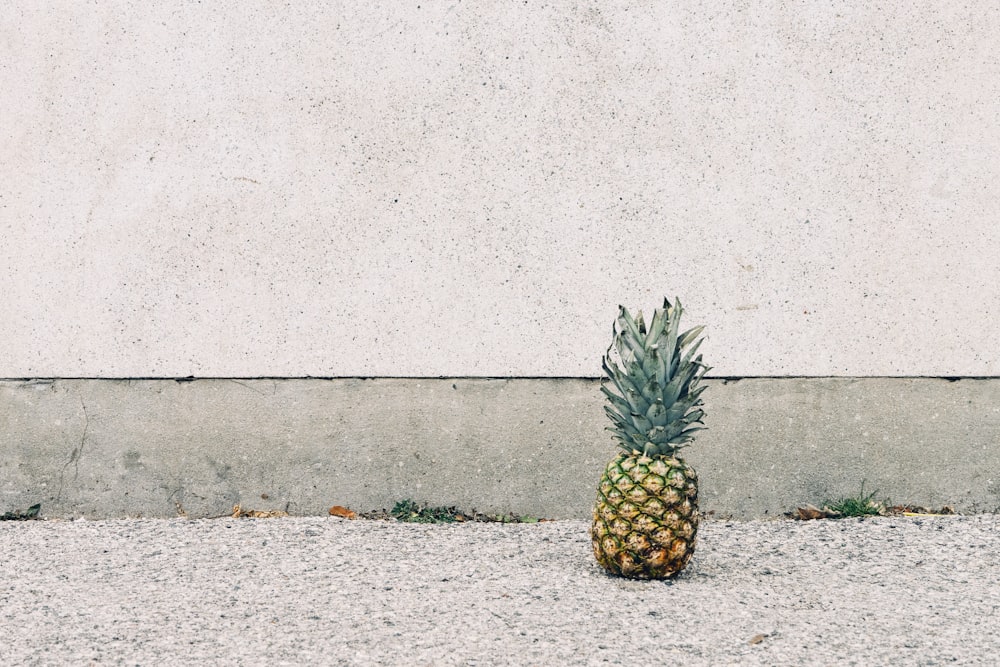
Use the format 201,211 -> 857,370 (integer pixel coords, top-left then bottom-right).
2,514 -> 998,665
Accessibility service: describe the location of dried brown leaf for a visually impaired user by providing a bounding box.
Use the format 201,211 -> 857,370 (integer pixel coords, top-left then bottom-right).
328,505 -> 357,519
794,504 -> 828,520
232,504 -> 288,519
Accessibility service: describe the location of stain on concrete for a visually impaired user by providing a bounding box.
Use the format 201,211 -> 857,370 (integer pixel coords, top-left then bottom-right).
123,451 -> 144,471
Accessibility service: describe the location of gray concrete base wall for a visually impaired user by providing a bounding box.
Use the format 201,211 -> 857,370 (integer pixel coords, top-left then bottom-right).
2,378 -> 998,519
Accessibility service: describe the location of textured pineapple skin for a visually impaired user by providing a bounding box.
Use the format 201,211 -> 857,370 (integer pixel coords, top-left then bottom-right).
591,452 -> 699,579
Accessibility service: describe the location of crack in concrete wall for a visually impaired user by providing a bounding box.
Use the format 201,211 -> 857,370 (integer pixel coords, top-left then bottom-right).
55,397 -> 89,502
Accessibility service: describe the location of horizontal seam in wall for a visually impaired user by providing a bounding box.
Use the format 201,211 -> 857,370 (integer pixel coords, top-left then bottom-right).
2,376 -> 1000,382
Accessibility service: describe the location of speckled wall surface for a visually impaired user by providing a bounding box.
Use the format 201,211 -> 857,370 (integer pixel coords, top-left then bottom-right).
3,2 -> 998,377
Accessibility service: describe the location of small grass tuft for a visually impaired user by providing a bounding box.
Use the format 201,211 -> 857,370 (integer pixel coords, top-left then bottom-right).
824,484 -> 886,518
390,499 -> 462,524
365,499 -> 543,524
1,503 -> 41,521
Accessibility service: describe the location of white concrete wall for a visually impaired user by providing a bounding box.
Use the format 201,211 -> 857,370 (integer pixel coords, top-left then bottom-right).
3,1 -> 998,378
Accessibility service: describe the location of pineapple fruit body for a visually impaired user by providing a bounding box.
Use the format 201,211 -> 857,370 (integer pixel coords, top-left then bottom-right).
591,297 -> 708,579
592,452 -> 698,579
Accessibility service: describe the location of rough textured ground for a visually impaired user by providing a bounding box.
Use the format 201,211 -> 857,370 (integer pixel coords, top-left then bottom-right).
2,515 -> 998,665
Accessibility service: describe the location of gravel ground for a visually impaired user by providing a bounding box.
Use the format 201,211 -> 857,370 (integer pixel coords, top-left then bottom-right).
1,515 -> 998,666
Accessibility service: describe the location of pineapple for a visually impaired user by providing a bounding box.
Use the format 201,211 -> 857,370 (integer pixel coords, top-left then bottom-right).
591,297 -> 709,579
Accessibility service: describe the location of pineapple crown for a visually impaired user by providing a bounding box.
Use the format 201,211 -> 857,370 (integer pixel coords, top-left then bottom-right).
601,297 -> 710,457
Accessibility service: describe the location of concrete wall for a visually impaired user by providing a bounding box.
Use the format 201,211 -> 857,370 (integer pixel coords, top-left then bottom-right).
3,378 -> 998,519
3,4 -> 999,519
3,2 -> 999,377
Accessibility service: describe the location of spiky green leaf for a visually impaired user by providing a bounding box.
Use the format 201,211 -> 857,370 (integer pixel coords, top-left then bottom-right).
602,298 -> 709,454
600,385 -> 632,419
645,307 -> 667,348
646,401 -> 667,427
678,325 -> 705,349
